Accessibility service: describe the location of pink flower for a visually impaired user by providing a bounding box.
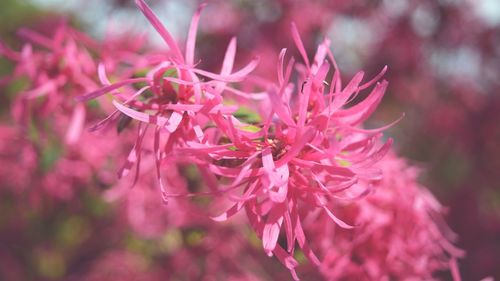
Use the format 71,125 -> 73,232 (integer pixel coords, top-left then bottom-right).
179,23 -> 399,280
307,153 -> 465,280
76,0 -> 259,202
0,22 -> 154,199
0,2 -> 468,280
0,24 -> 96,145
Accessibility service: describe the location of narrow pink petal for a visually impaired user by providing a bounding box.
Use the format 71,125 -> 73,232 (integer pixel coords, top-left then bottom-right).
173,59 -> 258,82
0,41 -> 21,61
113,100 -> 184,133
192,123 -> 204,142
178,142 -> 233,153
211,180 -> 258,221
229,55 -> 260,77
185,3 -> 206,65
354,167 -> 383,180
340,133 -> 381,152
358,65 -> 387,91
24,81 -> 57,99
314,60 -> 330,83
440,237 -> 466,258
76,78 -> 149,102
221,37 -> 237,74
312,38 -> 330,73
218,114 -> 245,149
223,86 -> 267,100
262,147 -> 275,171
113,99 -> 169,126
185,62 -> 204,103
450,258 -> 461,281
319,176 -> 358,194
214,37 -> 237,94
326,44 -> 342,90
165,111 -> 183,133
268,164 -> 289,203
346,113 -> 405,134
328,71 -> 364,112
267,87 -> 296,127
277,48 -> 287,85
207,163 -> 263,178
297,81 -> 312,131
199,96 -> 222,115
65,103 -> 86,145
211,201 -> 244,222
331,185 -> 371,201
17,28 -> 54,49
276,127 -> 315,166
283,208 -> 294,252
282,55 -> 296,93
356,138 -> 393,168
335,80 -> 388,125
220,152 -> 260,189
262,207 -> 285,255
154,127 -> 169,204
320,203 -> 354,229
273,245 -> 300,281
118,123 -> 148,181
147,61 -> 171,80
293,211 -> 321,266
135,0 -> 184,62
162,76 -> 207,86
89,86 -> 151,132
170,56 -> 258,83
162,103 -> 235,114
290,22 -> 310,69
20,45 -> 35,78
97,63 -> 112,86
297,62 -> 330,132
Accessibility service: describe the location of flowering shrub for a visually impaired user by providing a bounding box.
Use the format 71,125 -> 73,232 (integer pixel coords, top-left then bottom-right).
0,0 -> 471,280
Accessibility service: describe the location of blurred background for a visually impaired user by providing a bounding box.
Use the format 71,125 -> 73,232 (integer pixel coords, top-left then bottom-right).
0,0 -> 499,280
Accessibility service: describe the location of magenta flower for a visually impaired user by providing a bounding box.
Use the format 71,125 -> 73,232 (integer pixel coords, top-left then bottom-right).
0,2 -> 470,281
0,23 -> 97,145
0,21 -> 161,200
177,23 -> 401,279
307,153 -> 465,280
75,0 -> 260,202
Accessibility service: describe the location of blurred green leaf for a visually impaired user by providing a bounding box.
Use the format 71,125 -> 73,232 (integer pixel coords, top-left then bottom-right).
40,138 -> 64,173
233,106 -> 262,124
185,229 -> 205,247
56,215 -> 91,248
35,249 -> 66,279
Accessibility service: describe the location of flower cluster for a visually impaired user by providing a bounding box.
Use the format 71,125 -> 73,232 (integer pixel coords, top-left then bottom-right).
309,153 -> 465,280
0,1 -> 464,280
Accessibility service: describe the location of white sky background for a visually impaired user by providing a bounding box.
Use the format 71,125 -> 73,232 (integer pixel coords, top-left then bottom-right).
28,0 -> 195,46
28,0 -> 500,87
28,0 -> 500,34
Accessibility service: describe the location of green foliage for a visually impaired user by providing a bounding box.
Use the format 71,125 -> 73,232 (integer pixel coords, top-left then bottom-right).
233,105 -> 262,124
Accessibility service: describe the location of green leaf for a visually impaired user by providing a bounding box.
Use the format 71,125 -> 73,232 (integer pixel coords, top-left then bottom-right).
159,229 -> 183,253
185,229 -> 205,246
294,249 -> 307,264
239,125 -> 261,133
233,106 -> 262,124
40,140 -> 63,173
6,76 -> 30,98
56,216 -> 90,247
35,250 -> 66,279
86,99 -> 100,109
